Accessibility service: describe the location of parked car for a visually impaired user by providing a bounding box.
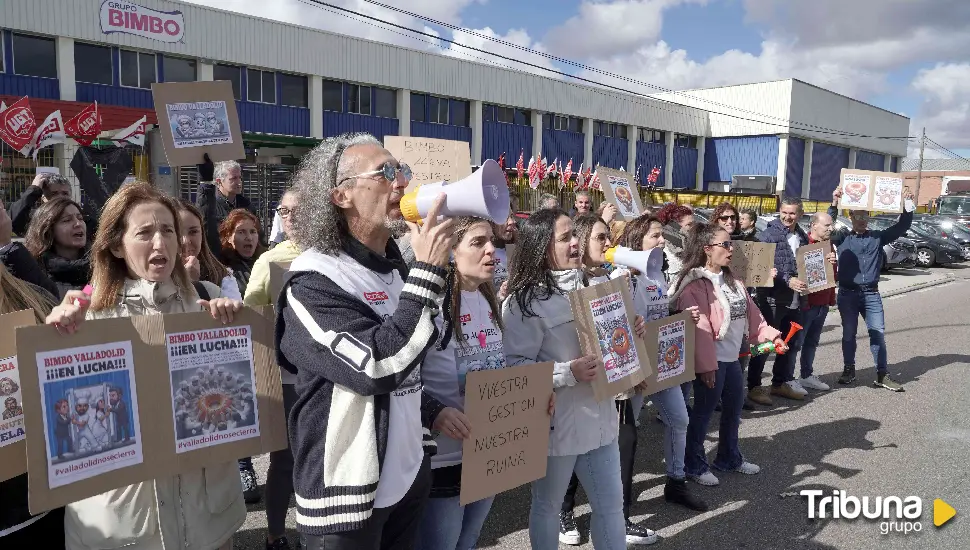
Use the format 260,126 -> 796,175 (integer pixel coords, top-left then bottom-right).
861,217 -> 962,267
833,216 -> 918,270
911,216 -> 970,259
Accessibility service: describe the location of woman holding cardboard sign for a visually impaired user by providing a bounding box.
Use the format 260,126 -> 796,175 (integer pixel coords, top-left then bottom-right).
502,208 -> 627,550
0,265 -> 64,548
669,224 -> 784,487
45,182 -> 246,550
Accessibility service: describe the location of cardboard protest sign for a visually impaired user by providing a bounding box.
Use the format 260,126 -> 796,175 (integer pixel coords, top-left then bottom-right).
797,241 -> 836,294
460,362 -> 553,505
839,169 -> 905,213
269,261 -> 292,307
637,311 -> 695,396
385,136 -> 472,193
567,276 -> 649,401
152,80 -> 245,167
0,310 -> 37,482
17,307 -> 285,513
730,241 -> 776,288
598,167 -> 647,221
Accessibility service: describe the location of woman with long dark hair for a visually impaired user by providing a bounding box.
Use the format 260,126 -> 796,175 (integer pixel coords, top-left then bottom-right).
25,197 -> 91,299
502,208 -> 625,550
669,223 -> 785,487
176,199 -> 241,300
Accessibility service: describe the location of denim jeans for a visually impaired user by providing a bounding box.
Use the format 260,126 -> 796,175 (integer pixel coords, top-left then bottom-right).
837,288 -> 887,373
685,361 -> 745,476
748,295 -> 803,387
797,305 -> 829,379
415,494 -> 494,550
531,440 -> 625,550
653,382 -> 692,480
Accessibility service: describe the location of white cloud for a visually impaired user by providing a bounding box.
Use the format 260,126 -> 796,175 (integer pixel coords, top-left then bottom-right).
439,26 -> 560,78
911,63 -> 970,149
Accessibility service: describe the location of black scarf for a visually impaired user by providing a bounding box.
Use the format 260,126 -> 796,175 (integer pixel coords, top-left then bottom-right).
41,251 -> 91,299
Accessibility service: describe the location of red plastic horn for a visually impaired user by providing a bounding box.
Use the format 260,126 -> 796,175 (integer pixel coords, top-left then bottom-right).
784,322 -> 803,344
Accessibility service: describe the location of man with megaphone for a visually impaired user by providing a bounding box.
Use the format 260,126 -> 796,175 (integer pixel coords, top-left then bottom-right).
275,133 -> 459,550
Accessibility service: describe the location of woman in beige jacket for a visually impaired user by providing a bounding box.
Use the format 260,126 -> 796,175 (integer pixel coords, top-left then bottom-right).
46,182 -> 247,550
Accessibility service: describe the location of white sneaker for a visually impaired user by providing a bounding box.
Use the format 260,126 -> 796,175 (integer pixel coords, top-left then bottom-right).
800,375 -> 830,391
688,471 -> 720,486
734,461 -> 761,475
786,380 -> 808,396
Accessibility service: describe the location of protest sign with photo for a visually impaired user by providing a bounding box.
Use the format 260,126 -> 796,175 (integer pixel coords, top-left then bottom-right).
35,341 -> 143,489
797,241 -> 836,294
597,167 -> 647,221
460,362 -> 553,505
638,311 -> 695,395
152,80 -> 245,167
730,241 -> 776,288
568,276 -> 649,401
17,308 -> 285,514
839,169 -> 905,213
0,309 -> 36,482
385,136 -> 472,193
167,327 -> 259,453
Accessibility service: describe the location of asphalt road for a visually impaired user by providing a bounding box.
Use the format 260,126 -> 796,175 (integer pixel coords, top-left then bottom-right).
233,265 -> 970,550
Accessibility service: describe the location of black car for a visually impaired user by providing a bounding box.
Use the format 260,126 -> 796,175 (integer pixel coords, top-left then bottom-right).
911,216 -> 970,259
866,218 -> 963,267
834,216 -> 918,270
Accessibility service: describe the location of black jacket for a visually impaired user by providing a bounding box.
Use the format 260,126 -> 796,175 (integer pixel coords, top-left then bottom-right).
0,242 -> 60,298
756,219 -> 809,307
7,186 -> 97,241
222,251 -> 258,297
196,182 -> 257,258
39,251 -> 91,300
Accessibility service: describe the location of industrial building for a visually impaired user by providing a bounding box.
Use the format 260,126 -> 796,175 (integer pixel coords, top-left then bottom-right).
1,0 -> 910,215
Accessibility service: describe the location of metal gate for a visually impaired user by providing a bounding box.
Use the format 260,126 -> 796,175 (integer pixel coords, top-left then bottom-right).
177,163 -> 295,235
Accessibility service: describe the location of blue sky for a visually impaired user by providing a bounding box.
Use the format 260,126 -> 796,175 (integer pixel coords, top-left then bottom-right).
192,0 -> 970,156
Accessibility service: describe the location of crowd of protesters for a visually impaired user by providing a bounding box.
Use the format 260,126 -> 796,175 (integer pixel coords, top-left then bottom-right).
0,132 -> 916,550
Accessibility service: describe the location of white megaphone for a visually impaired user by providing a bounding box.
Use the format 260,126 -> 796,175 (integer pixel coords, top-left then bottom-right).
399,158 -> 510,224
605,246 -> 665,281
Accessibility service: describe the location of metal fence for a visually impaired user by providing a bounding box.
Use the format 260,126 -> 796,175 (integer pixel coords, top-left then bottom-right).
177,163 -> 295,234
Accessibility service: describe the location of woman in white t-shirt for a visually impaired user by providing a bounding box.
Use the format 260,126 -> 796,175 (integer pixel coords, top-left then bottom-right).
416,216 -> 546,550
669,224 -> 785,487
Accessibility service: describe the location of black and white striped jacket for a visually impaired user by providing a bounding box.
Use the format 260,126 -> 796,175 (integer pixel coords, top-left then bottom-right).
276,237 -> 447,535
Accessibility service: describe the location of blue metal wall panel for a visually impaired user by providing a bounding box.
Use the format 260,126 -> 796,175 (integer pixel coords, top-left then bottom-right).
482,121 -> 532,164
890,157 -> 898,173
411,121 -> 471,143
76,83 -> 153,109
784,137 -> 805,199
237,101 -> 310,137
810,142 -> 849,201
855,150 -> 884,171
703,136 -> 779,185
542,129 -> 584,166
0,74 -> 59,99
672,147 -> 697,189
635,141 -> 666,188
592,135 -> 628,170
323,111 -> 399,142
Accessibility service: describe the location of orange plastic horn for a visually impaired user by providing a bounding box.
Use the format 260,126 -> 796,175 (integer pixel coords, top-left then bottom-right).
783,322 -> 803,344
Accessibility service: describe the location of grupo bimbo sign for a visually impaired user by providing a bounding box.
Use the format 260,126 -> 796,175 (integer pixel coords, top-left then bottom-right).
100,0 -> 185,43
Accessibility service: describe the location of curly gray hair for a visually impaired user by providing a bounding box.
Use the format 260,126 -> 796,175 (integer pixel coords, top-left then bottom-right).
289,132 -> 383,254
214,160 -> 241,181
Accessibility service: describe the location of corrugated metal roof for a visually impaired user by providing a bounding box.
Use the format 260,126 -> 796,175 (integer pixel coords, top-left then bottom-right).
901,158 -> 970,172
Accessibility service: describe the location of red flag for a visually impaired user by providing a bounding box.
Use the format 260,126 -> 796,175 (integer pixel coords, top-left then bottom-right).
647,166 -> 661,185
498,152 -> 506,171
65,102 -> 102,146
562,159 -> 573,187
516,150 -> 525,180
31,110 -> 65,160
112,115 -> 147,147
0,96 -> 37,156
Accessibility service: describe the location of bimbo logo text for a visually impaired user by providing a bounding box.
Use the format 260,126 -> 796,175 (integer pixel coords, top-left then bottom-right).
100,1 -> 185,43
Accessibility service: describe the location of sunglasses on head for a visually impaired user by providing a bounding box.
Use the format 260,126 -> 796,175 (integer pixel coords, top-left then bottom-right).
341,161 -> 413,185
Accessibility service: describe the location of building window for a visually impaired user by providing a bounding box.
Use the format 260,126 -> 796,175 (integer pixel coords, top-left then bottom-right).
452,100 -> 469,127
411,93 -> 426,122
674,134 -> 697,148
375,88 -> 396,118
280,73 -> 308,108
74,43 -> 113,85
11,33 -> 57,78
321,79 -> 342,112
120,50 -> 156,89
617,125 -> 628,140
162,55 -> 197,83
214,64 -> 242,100
0,37 -> 4,72
247,68 -> 275,104
348,84 -> 371,115
544,115 -> 583,133
639,128 -> 665,144
594,122 -> 628,139
428,96 -> 449,124
488,105 -> 531,126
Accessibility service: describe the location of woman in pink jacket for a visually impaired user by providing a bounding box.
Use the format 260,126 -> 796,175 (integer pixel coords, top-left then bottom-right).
669,223 -> 786,487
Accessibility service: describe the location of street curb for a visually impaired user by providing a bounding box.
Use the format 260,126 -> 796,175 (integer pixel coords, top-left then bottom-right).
827,274 -> 955,311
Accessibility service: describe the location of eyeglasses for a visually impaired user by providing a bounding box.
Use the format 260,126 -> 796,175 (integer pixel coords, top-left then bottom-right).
718,214 -> 738,222
275,206 -> 293,217
707,241 -> 734,250
340,162 -> 412,185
